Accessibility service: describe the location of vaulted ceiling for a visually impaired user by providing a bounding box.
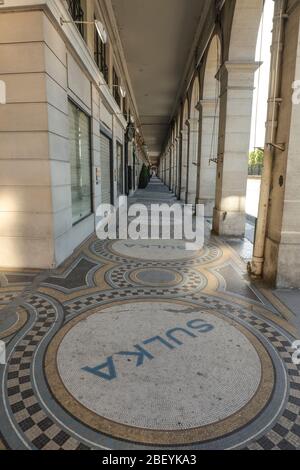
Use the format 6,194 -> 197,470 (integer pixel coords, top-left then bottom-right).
111,0 -> 209,163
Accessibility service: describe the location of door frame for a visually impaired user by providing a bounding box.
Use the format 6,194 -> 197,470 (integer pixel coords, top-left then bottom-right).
100,125 -> 114,205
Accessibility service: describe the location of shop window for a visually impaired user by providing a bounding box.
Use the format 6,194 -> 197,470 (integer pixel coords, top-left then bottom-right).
68,100 -> 93,225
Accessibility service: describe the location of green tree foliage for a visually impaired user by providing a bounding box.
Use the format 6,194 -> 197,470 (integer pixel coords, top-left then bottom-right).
248,148 -> 264,175
138,164 -> 151,189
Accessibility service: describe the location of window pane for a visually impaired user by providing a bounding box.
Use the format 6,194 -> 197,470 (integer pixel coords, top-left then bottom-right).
66,0 -> 85,37
68,100 -> 92,225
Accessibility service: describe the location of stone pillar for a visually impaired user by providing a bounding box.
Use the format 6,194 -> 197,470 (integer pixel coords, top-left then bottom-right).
186,117 -> 199,205
180,128 -> 188,200
213,61 -> 260,236
169,149 -> 173,190
262,11 -> 300,288
196,99 -> 218,217
0,10 -> 56,268
165,152 -> 169,187
175,136 -> 181,198
170,145 -> 174,191
174,137 -> 179,195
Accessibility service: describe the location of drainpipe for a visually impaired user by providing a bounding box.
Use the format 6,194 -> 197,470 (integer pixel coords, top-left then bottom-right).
249,0 -> 287,278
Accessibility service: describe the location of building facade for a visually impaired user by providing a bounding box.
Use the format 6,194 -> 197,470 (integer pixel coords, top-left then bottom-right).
0,0 -> 147,269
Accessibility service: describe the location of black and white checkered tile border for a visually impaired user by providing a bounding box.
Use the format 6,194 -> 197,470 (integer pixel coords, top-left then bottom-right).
91,239 -> 222,267
5,295 -> 91,450
3,291 -> 299,449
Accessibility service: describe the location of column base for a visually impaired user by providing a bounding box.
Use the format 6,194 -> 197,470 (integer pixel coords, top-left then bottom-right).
186,192 -> 196,205
213,208 -> 246,237
180,187 -> 186,202
196,198 -> 215,218
264,236 -> 300,288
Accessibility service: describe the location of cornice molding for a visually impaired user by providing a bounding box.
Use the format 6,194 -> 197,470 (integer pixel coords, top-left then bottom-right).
101,1 -> 141,122
0,0 -> 133,129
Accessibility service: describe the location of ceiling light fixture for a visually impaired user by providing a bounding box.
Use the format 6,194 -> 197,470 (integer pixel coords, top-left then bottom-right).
119,85 -> 126,98
95,20 -> 107,44
112,85 -> 126,98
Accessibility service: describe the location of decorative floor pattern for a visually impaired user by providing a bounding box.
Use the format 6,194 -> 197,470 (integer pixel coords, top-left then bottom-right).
0,178 -> 300,450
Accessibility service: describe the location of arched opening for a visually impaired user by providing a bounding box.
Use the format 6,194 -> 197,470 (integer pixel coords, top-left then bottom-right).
198,34 -> 221,218
246,0 -> 274,244
213,0 -> 265,237
180,99 -> 189,200
186,76 -> 200,205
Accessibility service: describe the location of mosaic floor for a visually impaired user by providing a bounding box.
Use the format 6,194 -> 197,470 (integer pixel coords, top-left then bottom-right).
0,178 -> 300,450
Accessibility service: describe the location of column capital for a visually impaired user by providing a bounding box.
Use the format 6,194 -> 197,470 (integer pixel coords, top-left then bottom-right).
217,60 -> 262,77
197,99 -> 216,109
186,118 -> 199,132
217,61 -> 262,88
225,60 -> 262,73
216,60 -> 262,80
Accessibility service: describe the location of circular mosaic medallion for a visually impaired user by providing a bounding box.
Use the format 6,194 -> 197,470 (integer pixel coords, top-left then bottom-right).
46,300 -> 274,445
110,239 -> 204,261
129,268 -> 182,287
91,239 -> 222,266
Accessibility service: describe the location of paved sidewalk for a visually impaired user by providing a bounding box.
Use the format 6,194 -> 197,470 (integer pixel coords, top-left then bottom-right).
0,177 -> 299,450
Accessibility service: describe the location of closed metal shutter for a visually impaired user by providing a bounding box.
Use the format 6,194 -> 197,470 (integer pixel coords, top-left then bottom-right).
100,133 -> 112,205
116,142 -> 123,196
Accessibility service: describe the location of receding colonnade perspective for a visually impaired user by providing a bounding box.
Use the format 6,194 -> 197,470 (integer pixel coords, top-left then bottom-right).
0,0 -> 300,453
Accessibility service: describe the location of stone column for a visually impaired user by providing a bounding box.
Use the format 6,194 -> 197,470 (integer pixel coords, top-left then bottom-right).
174,137 -> 179,195
166,151 -> 169,188
196,99 -> 218,217
261,11 -> 300,288
213,61 -> 260,236
175,135 -> 182,199
170,144 -> 174,191
169,146 -> 173,189
186,117 -> 199,205
180,128 -> 188,200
